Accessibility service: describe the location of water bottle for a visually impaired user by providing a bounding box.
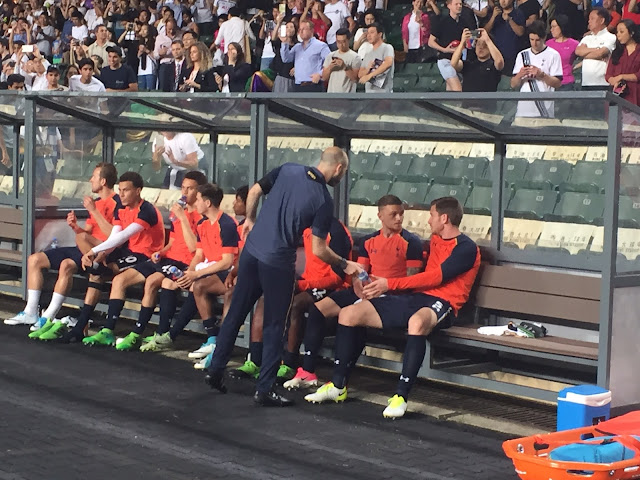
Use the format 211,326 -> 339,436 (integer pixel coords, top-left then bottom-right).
169,195 -> 187,223
168,265 -> 184,280
45,237 -> 58,251
357,270 -> 371,286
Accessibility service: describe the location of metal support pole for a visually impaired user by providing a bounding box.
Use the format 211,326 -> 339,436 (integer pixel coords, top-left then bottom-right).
22,98 -> 36,299
598,102 -> 622,388
490,140 -> 506,252
209,131 -> 217,184
333,135 -> 350,225
103,126 -> 115,165
12,123 -> 20,204
250,102 -> 268,184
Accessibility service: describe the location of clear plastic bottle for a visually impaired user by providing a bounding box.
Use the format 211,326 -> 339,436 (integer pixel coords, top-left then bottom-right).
357,270 -> 371,286
168,265 -> 184,280
169,195 -> 188,223
48,238 -> 59,250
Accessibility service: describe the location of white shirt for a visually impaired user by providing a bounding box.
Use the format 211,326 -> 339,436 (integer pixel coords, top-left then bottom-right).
578,28 -> 616,86
85,9 -> 104,33
324,1 -> 351,45
153,133 -> 205,189
407,15 -> 421,49
71,24 -> 89,42
357,0 -> 384,12
194,0 -> 214,23
513,46 -> 563,118
215,17 -> 254,53
69,74 -> 106,92
214,0 -> 236,16
31,73 -> 49,91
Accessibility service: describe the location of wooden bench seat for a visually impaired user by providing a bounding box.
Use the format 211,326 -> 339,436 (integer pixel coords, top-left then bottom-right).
0,206 -> 23,265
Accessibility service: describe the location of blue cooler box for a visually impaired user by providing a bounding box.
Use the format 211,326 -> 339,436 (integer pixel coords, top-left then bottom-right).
557,385 -> 611,431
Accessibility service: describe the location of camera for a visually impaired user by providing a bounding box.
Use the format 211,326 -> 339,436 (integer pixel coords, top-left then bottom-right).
470,29 -> 480,40
265,19 -> 275,31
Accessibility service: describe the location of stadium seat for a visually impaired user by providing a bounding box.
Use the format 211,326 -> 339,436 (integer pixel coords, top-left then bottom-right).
350,177 -> 392,205
139,162 -> 166,188
393,75 -> 417,92
217,164 -> 249,193
402,63 -> 435,77
424,184 -> 470,207
546,192 -> 604,224
505,189 -> 558,220
617,195 -> 640,228
350,152 -> 378,178
515,159 -> 572,190
218,145 -> 249,169
465,185 -> 493,215
561,161 -> 606,193
371,153 -> 413,178
293,148 -> 321,166
620,164 -> 640,196
497,75 -> 512,92
406,155 -> 450,179
389,180 -> 429,208
438,157 -> 489,184
267,147 -> 295,169
409,75 -> 445,92
115,142 -> 149,162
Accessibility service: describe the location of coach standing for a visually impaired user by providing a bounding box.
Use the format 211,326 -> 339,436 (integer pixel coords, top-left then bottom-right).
205,147 -> 360,406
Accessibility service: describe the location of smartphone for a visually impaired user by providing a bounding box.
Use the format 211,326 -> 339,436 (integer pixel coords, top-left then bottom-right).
280,24 -> 287,37
470,29 -> 480,40
278,2 -> 286,13
22,44 -> 34,53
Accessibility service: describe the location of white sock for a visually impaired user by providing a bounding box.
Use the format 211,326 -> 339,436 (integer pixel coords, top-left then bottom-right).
24,289 -> 41,316
42,292 -> 65,320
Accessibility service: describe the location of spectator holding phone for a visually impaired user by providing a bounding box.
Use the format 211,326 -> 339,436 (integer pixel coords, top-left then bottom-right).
322,28 -> 361,92
402,0 -> 430,63
606,19 -> 640,106
451,27 -> 503,91
70,10 -> 89,43
484,0 -> 525,75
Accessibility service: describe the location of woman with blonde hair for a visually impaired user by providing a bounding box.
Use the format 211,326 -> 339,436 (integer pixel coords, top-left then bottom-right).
181,41 -> 217,91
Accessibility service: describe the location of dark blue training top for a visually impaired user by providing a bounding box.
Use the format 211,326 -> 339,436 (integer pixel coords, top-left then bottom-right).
244,163 -> 334,270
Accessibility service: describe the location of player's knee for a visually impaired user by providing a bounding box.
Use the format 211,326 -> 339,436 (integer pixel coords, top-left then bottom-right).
315,298 -> 336,318
192,278 -> 206,296
408,312 -> 436,336
337,305 -> 360,327
28,252 -> 46,270
59,259 -> 77,275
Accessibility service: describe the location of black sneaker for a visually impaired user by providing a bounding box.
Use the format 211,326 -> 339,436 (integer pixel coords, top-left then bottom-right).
55,330 -> 85,344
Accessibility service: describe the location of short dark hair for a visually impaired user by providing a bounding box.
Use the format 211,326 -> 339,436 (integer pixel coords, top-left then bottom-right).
236,185 -> 249,203
593,7 -> 611,26
171,39 -> 184,47
183,29 -> 199,40
335,28 -> 350,39
184,170 -> 207,185
550,14 -> 570,38
96,162 -> 118,188
119,171 -> 143,189
527,20 -> 546,38
377,194 -> 402,209
367,22 -> 384,35
198,183 -> 223,208
77,58 -> 95,70
430,196 -> 463,227
7,74 -> 25,86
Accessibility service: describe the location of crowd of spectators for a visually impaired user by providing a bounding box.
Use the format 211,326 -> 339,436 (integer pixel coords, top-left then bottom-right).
0,0 -> 637,105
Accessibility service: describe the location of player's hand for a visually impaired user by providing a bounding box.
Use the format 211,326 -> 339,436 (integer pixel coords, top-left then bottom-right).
225,267 -> 237,289
1,149 -> 10,167
461,28 -> 472,42
83,195 -> 96,213
310,72 -> 321,84
165,147 -> 176,164
352,274 -> 365,299
67,210 -> 78,229
81,250 -> 97,270
177,270 -> 198,289
242,219 -> 254,241
151,251 -> 162,263
170,202 -> 186,220
362,276 -> 388,299
342,259 -> 361,276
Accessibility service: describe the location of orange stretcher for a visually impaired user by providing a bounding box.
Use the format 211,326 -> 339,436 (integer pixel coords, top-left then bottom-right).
503,412 -> 640,480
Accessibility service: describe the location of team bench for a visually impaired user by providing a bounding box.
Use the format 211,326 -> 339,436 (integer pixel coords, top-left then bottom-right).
0,206 -> 24,266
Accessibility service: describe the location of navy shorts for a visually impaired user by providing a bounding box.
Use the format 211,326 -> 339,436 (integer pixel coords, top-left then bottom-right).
327,288 -> 360,308
44,246 -> 83,270
369,293 -> 453,331
133,258 -> 189,279
304,288 -> 334,302
195,269 -> 229,283
91,248 -> 150,275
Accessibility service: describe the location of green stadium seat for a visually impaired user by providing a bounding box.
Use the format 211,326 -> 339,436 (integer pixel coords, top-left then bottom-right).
505,189 -> 558,220
402,63 -> 435,77
407,155 -> 450,179
424,184 -> 470,207
497,75 -> 512,92
350,178 -> 392,205
465,185 -> 493,215
115,142 -> 149,162
620,164 -> 640,196
393,75 -> 417,92
217,145 -> 249,169
292,148 -> 320,166
371,153 -> 413,178
481,157 -> 529,187
546,192 -> 604,224
438,157 -> 489,184
217,164 -> 249,193
515,159 -> 572,190
408,75 -> 445,92
561,161 -> 606,193
389,180 -> 429,208
139,162 -> 166,188
350,152 -> 378,178
618,195 -> 640,228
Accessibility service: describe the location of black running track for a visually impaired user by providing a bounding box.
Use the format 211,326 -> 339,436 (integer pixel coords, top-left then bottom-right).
0,319 -> 518,480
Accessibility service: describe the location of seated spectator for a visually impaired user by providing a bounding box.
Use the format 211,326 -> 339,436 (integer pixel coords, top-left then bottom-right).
451,27 -> 504,91
216,41 -> 254,91
606,19 -> 640,106
511,20 -> 562,118
69,57 -> 106,91
100,45 -> 138,91
484,0 -> 525,75
270,16 -> 297,92
402,0 -> 431,63
322,28 -> 362,92
151,131 -> 205,190
280,19 -> 330,92
182,41 -> 217,91
358,22 -> 394,93
576,8 -> 616,91
547,15 -> 579,91
429,0 -> 477,91
353,9 -> 378,60
305,197 -> 480,420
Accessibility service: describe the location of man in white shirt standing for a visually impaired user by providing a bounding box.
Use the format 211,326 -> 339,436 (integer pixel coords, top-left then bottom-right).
152,132 -> 204,190
69,58 -> 106,92
322,28 -> 362,92
576,8 -> 616,91
214,7 -> 255,54
154,18 -> 179,91
324,0 -> 355,51
511,20 -> 562,118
